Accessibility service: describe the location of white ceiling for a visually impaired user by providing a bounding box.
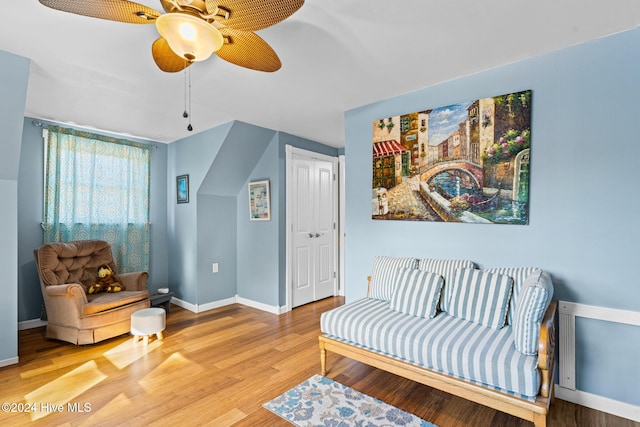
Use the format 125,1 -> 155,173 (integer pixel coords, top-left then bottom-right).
1,1 -> 639,147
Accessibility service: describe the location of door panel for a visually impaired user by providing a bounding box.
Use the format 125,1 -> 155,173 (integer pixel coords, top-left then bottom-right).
291,153 -> 337,307
293,245 -> 312,307
317,165 -> 333,232
295,163 -> 311,233
292,160 -> 313,308
315,241 -> 333,300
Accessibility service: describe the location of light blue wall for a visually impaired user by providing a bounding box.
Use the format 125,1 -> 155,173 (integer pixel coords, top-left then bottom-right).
17,120 -> 45,322
167,122 -> 232,303
196,122 -> 274,305
168,121 -> 275,306
197,194 -> 237,302
237,134 -> 280,306
344,28 -> 640,405
0,50 -> 29,365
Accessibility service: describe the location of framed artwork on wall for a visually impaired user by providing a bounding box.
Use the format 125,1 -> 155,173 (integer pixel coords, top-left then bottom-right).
248,180 -> 271,221
372,89 -> 532,225
176,174 -> 189,204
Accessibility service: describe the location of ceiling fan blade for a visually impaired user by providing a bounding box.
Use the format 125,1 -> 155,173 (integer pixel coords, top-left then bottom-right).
206,0 -> 304,31
152,38 -> 191,72
39,0 -> 160,24
204,0 -> 217,15
217,28 -> 281,72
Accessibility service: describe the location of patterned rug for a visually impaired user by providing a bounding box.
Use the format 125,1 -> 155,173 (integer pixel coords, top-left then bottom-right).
263,374 -> 437,427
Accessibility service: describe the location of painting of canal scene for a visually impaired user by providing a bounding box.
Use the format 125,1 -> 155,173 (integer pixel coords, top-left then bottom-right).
372,90 -> 532,224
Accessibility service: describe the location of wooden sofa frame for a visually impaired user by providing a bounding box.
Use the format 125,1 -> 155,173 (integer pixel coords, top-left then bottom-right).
319,284 -> 557,427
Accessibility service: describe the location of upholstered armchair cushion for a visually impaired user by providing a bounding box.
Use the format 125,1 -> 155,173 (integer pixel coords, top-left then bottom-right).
38,240 -> 118,291
34,240 -> 150,345
117,271 -> 149,291
84,291 -> 150,316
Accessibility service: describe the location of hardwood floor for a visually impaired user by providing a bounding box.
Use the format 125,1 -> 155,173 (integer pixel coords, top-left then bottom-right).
1,297 -> 637,426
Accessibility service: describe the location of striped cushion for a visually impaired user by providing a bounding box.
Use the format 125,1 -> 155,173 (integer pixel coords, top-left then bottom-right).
447,268 -> 513,329
389,268 -> 443,318
513,271 -> 554,355
369,256 -> 418,301
320,298 -> 540,399
485,267 -> 543,325
418,258 -> 476,312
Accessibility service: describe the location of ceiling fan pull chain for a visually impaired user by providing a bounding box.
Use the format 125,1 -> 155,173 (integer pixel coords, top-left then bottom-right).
187,67 -> 193,132
183,66 -> 189,119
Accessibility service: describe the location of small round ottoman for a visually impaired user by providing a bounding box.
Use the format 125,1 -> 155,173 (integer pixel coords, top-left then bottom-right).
131,307 -> 166,345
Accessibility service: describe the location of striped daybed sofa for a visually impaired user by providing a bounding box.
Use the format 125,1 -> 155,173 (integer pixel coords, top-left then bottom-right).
319,257 -> 557,427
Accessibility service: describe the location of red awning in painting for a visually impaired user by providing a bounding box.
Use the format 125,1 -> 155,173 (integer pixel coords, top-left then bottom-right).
373,140 -> 407,158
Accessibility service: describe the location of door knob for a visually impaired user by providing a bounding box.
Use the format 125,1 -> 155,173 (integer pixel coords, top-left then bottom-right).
309,233 -> 314,238
315,233 -> 321,237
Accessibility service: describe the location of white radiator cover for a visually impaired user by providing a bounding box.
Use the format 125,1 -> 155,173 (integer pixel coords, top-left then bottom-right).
557,301 -> 640,421
558,309 -> 576,389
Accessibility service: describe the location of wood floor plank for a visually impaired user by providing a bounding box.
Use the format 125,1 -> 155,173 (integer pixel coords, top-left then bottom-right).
1,297 -> 637,427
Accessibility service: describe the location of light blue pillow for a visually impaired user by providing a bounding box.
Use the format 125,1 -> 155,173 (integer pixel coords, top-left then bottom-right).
389,268 -> 444,318
485,266 -> 543,325
513,271 -> 554,355
369,256 -> 418,301
447,268 -> 513,329
418,258 -> 476,312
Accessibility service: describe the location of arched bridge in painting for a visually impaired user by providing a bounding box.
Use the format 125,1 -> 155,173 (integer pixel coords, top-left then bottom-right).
420,160 -> 484,188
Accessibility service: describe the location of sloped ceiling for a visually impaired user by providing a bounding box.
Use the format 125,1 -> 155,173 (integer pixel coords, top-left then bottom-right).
0,1 -> 639,147
199,121 -> 275,196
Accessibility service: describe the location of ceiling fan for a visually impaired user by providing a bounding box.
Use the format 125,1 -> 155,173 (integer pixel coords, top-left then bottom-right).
39,0 -> 305,72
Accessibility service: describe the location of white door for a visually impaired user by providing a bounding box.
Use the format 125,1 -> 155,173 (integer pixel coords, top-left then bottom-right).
290,151 -> 337,308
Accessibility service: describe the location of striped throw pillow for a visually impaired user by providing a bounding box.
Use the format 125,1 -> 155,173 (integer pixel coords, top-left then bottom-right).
513,271 -> 554,355
485,267 -> 543,325
389,268 -> 444,318
447,268 -> 514,329
418,258 -> 476,312
369,256 -> 418,301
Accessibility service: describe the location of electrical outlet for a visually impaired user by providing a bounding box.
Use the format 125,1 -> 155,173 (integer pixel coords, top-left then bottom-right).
212,262 -> 219,273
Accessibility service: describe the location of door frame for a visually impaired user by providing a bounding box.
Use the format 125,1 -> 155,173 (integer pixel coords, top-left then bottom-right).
338,154 -> 345,297
285,145 -> 340,312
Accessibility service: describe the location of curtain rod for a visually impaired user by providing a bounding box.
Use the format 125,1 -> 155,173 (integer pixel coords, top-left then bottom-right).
32,120 -> 48,129
30,120 -> 158,149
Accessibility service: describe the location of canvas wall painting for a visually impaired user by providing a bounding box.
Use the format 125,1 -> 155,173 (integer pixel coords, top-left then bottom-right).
372,90 -> 532,224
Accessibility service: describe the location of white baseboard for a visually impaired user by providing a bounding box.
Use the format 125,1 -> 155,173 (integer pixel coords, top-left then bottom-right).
236,296 -> 282,315
197,297 -> 238,313
17,296 -> 282,330
556,386 -> 640,422
18,319 -> 47,330
170,295 -> 281,315
168,296 -> 196,312
0,356 -> 19,368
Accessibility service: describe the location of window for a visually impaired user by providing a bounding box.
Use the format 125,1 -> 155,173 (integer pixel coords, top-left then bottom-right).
43,125 -> 151,273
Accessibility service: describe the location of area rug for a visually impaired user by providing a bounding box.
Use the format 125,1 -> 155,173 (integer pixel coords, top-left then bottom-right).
263,374 -> 437,427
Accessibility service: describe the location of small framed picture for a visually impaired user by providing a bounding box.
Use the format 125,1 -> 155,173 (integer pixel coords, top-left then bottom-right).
176,174 -> 189,204
248,180 -> 271,221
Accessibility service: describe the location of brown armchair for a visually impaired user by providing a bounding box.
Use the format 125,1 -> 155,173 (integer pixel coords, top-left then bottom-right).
34,240 -> 150,345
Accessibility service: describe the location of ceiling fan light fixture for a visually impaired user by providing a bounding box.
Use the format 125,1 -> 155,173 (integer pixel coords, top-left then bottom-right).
156,13 -> 223,62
